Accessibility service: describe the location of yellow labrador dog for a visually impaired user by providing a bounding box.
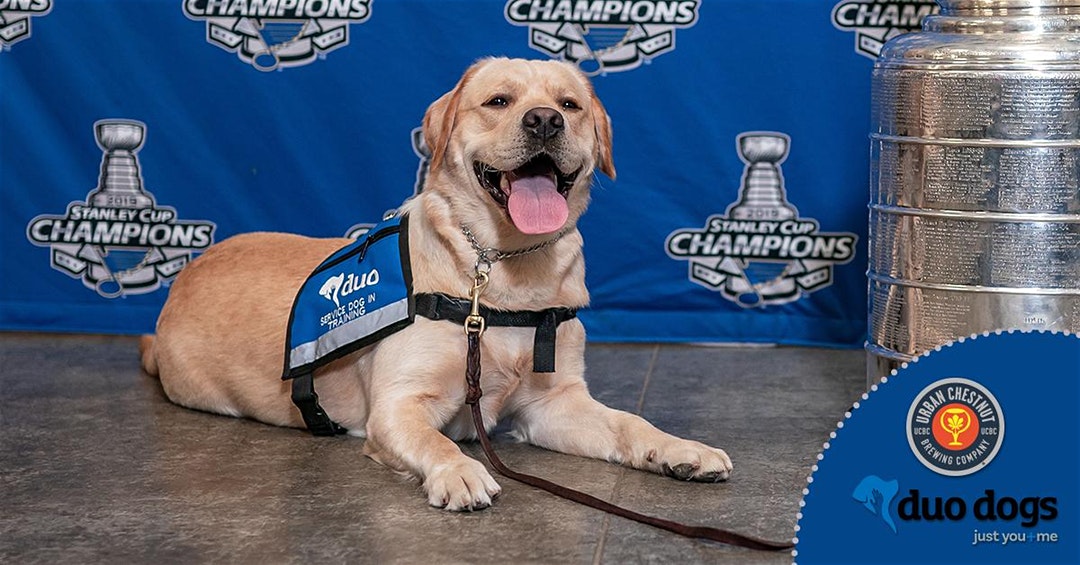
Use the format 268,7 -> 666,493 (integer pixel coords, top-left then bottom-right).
140,57 -> 732,511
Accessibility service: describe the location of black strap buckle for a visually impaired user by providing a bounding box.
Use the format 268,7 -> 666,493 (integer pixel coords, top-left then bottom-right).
290,372 -> 347,436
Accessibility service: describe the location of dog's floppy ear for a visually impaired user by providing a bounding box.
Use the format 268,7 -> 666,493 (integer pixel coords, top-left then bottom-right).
423,63 -> 480,173
590,91 -> 616,180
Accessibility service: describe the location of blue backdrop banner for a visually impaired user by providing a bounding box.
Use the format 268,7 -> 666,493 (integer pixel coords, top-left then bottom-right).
0,0 -> 936,346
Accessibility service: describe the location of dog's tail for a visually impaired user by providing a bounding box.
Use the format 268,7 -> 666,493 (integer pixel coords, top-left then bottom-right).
139,335 -> 159,378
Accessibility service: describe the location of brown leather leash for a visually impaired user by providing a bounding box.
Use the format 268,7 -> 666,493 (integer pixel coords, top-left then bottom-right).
461,273 -> 795,552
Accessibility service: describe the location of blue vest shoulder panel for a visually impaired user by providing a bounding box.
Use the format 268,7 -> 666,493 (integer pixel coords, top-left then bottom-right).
283,214 -> 413,379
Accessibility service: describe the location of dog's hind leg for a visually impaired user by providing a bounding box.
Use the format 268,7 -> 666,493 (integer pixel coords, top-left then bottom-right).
139,335 -> 158,377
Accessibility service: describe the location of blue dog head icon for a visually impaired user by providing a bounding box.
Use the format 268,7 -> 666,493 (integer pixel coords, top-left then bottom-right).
319,273 -> 345,308
852,475 -> 899,533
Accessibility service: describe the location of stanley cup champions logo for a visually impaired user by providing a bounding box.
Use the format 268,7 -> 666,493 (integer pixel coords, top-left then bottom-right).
0,0 -> 51,50
183,0 -> 372,71
665,132 -> 857,308
831,0 -> 937,59
504,0 -> 699,75
27,120 -> 216,298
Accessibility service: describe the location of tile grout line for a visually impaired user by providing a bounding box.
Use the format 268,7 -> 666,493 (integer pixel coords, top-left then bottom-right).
635,344 -> 660,414
591,514 -> 612,565
591,344 -> 662,565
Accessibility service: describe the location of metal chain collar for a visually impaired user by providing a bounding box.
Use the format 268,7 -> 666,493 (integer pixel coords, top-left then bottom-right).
460,224 -> 569,276
459,224 -> 569,337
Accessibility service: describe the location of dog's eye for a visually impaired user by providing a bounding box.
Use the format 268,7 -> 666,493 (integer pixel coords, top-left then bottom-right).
561,99 -> 582,111
484,96 -> 510,108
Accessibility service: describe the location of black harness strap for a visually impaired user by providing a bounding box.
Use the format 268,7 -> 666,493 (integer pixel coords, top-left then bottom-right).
291,372 -> 348,436
412,292 -> 577,373
291,292 -> 578,435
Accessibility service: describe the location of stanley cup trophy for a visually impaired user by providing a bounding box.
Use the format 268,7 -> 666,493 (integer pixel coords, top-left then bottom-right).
728,134 -> 798,222
721,133 -> 800,306
88,120 -> 154,209
867,0 -> 1080,385
80,120 -> 159,296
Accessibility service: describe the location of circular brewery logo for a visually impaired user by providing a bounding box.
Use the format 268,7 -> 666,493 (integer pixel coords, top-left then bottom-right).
906,377 -> 1004,476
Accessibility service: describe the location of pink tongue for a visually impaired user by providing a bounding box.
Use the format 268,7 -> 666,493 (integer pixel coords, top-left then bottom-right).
507,174 -> 568,235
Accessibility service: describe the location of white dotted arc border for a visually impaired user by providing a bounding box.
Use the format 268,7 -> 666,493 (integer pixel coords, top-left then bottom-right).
789,328 -> 1075,563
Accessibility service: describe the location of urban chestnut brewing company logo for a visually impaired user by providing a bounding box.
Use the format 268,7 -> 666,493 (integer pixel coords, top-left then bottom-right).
26,120 -> 216,298
831,0 -> 937,59
906,377 -> 1004,477
183,0 -> 372,71
664,132 -> 858,308
504,0 -> 699,75
0,0 -> 51,50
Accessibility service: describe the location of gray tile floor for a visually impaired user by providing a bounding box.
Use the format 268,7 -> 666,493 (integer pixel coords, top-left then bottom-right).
0,333 -> 866,564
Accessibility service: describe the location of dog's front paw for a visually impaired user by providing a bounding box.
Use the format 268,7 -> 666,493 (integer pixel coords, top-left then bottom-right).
650,440 -> 733,483
424,458 -> 502,511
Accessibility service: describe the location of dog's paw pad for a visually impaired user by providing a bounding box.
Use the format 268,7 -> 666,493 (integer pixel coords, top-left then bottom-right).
655,441 -> 733,482
692,470 -> 728,483
662,462 -> 699,481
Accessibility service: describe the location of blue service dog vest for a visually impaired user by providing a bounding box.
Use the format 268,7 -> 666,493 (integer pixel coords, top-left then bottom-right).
283,215 -> 413,380
281,215 -> 413,435
282,213 -> 578,436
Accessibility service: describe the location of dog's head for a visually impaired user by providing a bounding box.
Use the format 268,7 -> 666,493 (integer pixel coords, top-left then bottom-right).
422,57 -> 615,237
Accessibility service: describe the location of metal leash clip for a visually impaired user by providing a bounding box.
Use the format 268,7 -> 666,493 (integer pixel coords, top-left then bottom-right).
464,270 -> 489,336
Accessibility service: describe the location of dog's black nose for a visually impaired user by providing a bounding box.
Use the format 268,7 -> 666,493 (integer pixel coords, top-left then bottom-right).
522,107 -> 564,141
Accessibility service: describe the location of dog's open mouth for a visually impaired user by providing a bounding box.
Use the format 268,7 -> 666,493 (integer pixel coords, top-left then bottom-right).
474,154 -> 580,235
